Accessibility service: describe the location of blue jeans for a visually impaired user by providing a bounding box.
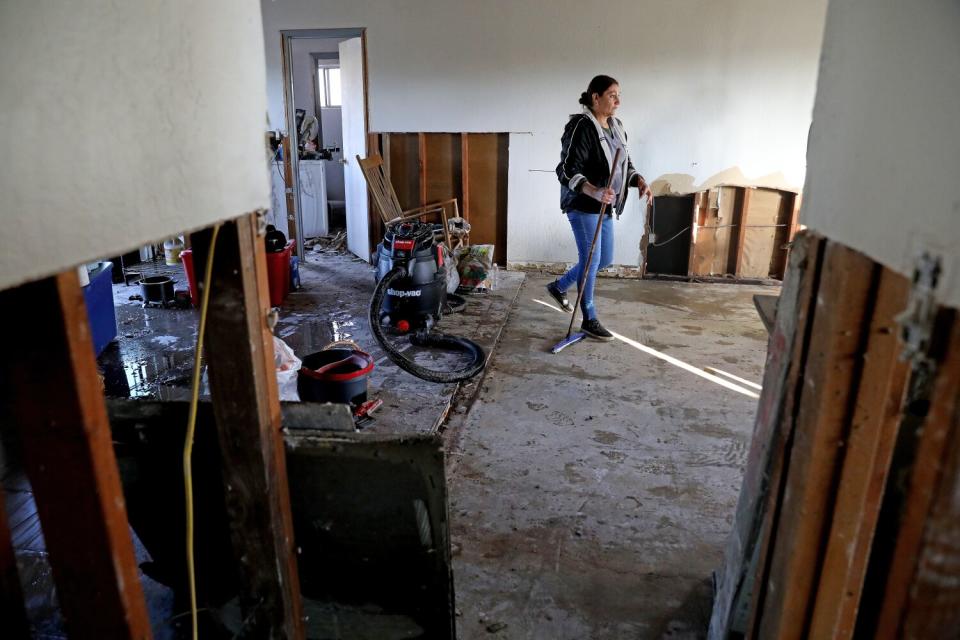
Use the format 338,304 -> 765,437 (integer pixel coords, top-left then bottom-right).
555,210 -> 614,321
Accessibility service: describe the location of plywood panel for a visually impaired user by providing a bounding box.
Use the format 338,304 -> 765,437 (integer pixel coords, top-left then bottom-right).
464,133 -> 509,264
692,187 -> 736,276
806,268 -> 911,638
740,188 -> 783,278
868,311 -> 960,639
387,134 -> 421,212
770,194 -> 800,279
424,133 -> 461,206
900,323 -> 960,636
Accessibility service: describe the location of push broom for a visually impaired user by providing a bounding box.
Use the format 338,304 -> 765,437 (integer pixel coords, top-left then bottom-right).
551,148 -> 621,354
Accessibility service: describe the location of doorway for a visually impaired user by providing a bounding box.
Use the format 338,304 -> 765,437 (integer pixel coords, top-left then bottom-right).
277,28 -> 370,262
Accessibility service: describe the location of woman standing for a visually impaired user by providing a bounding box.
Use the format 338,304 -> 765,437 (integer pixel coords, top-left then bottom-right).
548,75 -> 651,341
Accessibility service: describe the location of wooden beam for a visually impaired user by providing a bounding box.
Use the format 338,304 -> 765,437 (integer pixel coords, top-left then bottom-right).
756,242 -> 879,640
418,132 -> 427,209
899,319 -> 960,636
382,132 -> 392,181
461,133 -> 470,221
872,312 -> 960,638
190,214 -> 304,639
279,35 -> 300,253
0,272 -> 151,639
687,192 -> 704,278
0,488 -> 29,638
788,193 -> 802,242
733,187 -> 752,277
807,268 -> 911,638
368,132 -> 384,250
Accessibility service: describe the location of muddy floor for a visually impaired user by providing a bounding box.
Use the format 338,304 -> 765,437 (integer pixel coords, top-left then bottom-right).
100,250 -> 523,434
446,275 -> 775,639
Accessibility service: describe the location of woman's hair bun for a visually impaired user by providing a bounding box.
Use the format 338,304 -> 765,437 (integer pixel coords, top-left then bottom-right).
578,91 -> 591,106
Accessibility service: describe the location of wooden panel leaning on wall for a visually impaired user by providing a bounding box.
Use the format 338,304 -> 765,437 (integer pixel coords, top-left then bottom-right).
648,186 -> 799,281
709,230 -> 960,639
373,132 -> 509,264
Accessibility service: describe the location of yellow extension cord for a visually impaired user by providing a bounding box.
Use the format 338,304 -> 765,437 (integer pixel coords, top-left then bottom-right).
182,223 -> 221,640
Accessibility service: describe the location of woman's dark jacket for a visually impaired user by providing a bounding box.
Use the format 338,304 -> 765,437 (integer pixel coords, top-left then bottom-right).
555,109 -> 643,216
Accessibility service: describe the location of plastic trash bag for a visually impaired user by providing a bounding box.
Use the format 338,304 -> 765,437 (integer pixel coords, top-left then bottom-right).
442,244 -> 460,294
273,336 -> 302,401
457,244 -> 496,292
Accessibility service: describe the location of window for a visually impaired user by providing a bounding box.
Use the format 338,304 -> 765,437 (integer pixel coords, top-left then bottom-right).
317,65 -> 342,108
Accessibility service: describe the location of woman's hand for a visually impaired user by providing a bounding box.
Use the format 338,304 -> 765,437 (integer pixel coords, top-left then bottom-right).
585,183 -> 616,204
637,179 -> 653,201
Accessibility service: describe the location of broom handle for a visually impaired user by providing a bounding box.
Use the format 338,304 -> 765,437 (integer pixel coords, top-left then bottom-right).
565,149 -> 622,338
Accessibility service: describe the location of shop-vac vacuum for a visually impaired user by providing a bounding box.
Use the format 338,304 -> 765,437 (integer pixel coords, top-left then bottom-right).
370,220 -> 486,383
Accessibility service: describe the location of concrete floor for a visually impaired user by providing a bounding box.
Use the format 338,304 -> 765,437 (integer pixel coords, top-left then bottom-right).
446,275 -> 775,639
77,253 -> 774,638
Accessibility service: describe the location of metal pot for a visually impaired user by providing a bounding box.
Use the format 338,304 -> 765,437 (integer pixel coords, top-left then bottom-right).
139,276 -> 175,306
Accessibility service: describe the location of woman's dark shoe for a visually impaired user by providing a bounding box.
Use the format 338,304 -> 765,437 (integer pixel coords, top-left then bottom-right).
546,282 -> 573,312
581,318 -> 614,341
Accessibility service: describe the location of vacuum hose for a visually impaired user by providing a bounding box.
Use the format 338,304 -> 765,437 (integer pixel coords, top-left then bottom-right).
370,267 -> 487,383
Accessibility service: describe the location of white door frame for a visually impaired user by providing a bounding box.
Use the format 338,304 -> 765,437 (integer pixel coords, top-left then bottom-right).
279,28 -> 368,261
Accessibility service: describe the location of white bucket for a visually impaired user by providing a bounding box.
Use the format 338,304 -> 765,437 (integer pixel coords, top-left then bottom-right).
163,238 -> 183,265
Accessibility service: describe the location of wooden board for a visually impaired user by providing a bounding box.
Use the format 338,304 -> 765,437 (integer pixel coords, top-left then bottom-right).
756,242 -> 878,640
463,133 -> 509,264
752,294 -> 778,335
190,215 -> 304,638
869,312 -> 960,638
707,231 -> 825,638
733,188 -> 752,276
806,267 -> 911,638
691,187 -> 736,276
770,193 -> 800,279
689,187 -> 795,279
899,319 -> 960,636
0,271 -> 151,639
423,133 -> 461,207
740,188 -> 782,278
386,133 -> 421,211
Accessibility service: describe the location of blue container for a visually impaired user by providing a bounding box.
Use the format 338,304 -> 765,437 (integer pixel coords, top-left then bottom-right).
290,255 -> 301,290
82,261 -> 118,357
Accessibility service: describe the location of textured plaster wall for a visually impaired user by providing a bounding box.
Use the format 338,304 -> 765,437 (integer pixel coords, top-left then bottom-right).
261,0 -> 827,265
0,1 -> 270,291
802,0 -> 960,309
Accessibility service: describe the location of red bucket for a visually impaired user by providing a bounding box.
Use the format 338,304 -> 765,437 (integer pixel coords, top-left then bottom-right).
265,241 -> 294,307
297,348 -> 375,406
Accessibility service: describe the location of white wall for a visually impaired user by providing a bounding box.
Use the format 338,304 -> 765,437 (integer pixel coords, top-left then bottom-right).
0,1 -> 270,292
261,0 -> 827,265
802,0 -> 960,309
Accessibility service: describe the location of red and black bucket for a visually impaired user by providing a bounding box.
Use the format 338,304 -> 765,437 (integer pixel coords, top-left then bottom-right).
297,347 -> 375,406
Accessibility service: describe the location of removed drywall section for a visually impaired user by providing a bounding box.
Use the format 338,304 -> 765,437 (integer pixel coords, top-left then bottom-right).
801,0 -> 960,309
262,0 -> 827,266
0,0 -> 269,292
